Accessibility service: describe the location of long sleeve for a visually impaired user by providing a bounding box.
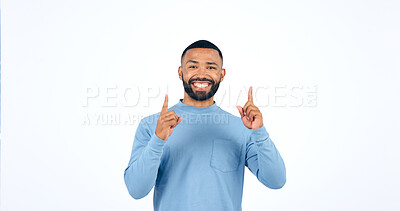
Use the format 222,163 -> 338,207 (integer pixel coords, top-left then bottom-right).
124,119 -> 167,199
245,125 -> 286,189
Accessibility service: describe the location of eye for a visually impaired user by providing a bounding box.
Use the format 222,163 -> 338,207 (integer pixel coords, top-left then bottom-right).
189,65 -> 196,69
208,66 -> 216,69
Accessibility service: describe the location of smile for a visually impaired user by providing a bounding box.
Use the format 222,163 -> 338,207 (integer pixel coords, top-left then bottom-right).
192,82 -> 211,88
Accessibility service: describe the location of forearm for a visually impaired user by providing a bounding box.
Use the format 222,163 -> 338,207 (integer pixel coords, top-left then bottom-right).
124,131 -> 166,199
250,126 -> 286,189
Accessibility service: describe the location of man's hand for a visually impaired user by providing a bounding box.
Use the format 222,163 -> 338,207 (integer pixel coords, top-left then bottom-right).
155,94 -> 183,141
236,86 -> 263,129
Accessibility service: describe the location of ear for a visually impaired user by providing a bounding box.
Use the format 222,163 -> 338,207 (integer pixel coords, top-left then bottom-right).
220,68 -> 226,82
178,66 -> 183,81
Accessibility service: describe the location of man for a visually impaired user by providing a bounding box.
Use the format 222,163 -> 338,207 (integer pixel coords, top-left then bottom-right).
124,40 -> 286,211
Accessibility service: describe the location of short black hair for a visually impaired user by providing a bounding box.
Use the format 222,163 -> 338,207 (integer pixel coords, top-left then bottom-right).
181,40 -> 223,62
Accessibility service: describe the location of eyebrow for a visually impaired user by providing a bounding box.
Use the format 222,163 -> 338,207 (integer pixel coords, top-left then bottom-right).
186,60 -> 219,67
186,60 -> 199,64
206,62 -> 219,67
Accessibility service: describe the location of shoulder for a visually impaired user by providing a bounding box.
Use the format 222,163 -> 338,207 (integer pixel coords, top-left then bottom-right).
217,107 -> 240,120
217,107 -> 248,129
216,107 -> 253,144
137,112 -> 160,133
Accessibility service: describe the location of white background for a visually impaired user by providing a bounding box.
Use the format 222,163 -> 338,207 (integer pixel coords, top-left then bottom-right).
2,0 -> 400,210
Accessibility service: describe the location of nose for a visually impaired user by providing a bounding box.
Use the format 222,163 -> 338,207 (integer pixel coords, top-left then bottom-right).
197,65 -> 208,74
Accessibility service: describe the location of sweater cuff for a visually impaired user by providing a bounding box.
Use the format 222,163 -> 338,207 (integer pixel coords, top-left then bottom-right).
250,125 -> 270,144
148,131 -> 167,153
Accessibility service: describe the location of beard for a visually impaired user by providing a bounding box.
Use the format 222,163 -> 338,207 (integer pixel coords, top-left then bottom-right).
182,73 -> 221,101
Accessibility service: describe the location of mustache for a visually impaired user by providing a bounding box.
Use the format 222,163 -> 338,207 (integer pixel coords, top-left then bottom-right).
188,77 -> 215,85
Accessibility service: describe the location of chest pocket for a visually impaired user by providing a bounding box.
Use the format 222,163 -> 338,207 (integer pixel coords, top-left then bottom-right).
210,138 -> 242,172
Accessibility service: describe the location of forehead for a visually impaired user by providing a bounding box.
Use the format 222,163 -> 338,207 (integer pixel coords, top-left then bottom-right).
183,48 -> 222,65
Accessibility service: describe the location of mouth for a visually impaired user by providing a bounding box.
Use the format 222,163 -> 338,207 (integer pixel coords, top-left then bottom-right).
191,81 -> 212,91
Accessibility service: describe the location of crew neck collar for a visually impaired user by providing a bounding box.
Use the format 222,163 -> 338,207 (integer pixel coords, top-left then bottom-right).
173,99 -> 220,113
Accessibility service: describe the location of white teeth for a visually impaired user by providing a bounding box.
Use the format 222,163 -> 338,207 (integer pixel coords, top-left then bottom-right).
193,83 -> 208,88
193,83 -> 209,88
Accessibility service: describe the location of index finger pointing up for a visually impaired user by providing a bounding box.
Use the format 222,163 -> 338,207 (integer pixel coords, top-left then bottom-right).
248,86 -> 253,102
161,94 -> 168,114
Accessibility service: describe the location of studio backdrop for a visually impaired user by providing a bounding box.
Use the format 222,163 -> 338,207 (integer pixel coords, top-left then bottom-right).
1,0 -> 399,210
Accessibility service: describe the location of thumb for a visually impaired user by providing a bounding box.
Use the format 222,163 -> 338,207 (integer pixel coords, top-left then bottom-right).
176,116 -> 183,125
236,106 -> 244,118
171,116 -> 182,129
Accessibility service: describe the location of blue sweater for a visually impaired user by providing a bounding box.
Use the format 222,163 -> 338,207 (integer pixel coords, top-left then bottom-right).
124,99 -> 286,211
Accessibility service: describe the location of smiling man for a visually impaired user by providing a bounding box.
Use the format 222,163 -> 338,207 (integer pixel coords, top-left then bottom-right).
124,40 -> 286,211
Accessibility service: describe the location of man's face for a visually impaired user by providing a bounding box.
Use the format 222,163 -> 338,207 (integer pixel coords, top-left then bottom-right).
179,48 -> 225,101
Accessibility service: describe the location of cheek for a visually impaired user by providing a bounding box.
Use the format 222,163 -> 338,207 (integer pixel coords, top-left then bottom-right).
184,72 -> 195,80
181,73 -> 189,82
212,73 -> 221,81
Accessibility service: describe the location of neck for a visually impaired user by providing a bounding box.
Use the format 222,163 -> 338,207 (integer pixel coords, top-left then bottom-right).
182,92 -> 215,107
